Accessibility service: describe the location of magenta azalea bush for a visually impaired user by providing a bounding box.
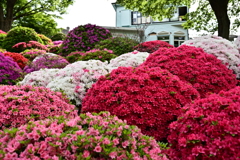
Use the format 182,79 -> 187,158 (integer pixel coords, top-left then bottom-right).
12,41 -> 48,53
82,66 -> 200,141
21,49 -> 46,61
23,53 -> 69,73
140,45 -> 237,98
0,112 -> 168,160
183,35 -> 240,78
0,52 -> 23,85
0,85 -> 77,129
167,86 -> 240,160
134,40 -> 174,53
59,23 -> 112,56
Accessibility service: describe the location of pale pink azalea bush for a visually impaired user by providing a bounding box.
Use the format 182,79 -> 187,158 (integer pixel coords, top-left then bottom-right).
234,35 -> 240,53
183,35 -> 240,78
167,86 -> 240,160
140,45 -> 237,98
0,85 -> 77,129
0,112 -> 168,160
82,66 -> 200,141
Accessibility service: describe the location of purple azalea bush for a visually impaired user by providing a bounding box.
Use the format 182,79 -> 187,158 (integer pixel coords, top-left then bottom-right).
23,53 -> 69,73
0,52 -> 23,85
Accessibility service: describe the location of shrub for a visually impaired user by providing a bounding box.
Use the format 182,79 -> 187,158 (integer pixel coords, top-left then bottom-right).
47,60 -> 109,106
38,33 -> 53,45
3,52 -> 29,69
94,37 -> 139,56
0,30 -> 6,34
59,24 -> 112,56
0,33 -> 6,48
82,66 -> 200,141
48,44 -> 61,54
23,53 -> 69,73
51,32 -> 66,41
183,35 -> 240,78
0,52 -> 23,85
79,49 -> 117,62
140,45 -> 237,98
12,41 -> 48,53
234,35 -> 240,53
0,112 -> 168,160
53,40 -> 63,45
21,49 -> 46,61
0,85 -> 77,129
19,68 -> 60,87
2,26 -> 43,52
107,50 -> 150,71
134,40 -> 174,53
66,51 -> 86,63
167,86 -> 240,160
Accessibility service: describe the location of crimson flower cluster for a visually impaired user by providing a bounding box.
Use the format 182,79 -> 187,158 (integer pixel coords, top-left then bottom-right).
82,66 -> 200,141
0,85 -> 77,129
3,52 -> 29,69
0,52 -> 22,85
167,86 -> 240,160
134,40 -> 174,53
140,45 -> 237,97
12,41 -> 48,53
60,23 -> 112,56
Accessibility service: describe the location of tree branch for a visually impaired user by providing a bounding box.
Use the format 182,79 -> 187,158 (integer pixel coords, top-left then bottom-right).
13,6 -> 45,20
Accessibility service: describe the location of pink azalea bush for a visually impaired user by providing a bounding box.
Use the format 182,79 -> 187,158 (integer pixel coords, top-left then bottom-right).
21,49 -> 46,61
0,85 -> 77,129
134,40 -> 174,53
0,112 -> 168,160
82,66 -> 200,141
0,30 -> 6,34
12,41 -> 48,53
0,52 -> 23,85
167,86 -> 240,160
183,35 -> 240,78
66,51 -> 86,63
140,45 -> 237,98
234,35 -> 240,53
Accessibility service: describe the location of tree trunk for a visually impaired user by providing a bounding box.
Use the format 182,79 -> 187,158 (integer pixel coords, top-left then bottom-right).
0,0 -> 17,32
209,0 -> 230,39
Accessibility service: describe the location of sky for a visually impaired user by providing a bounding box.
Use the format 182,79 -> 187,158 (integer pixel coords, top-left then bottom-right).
55,0 -> 240,38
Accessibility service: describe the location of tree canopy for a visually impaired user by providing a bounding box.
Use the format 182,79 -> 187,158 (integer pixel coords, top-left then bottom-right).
0,0 -> 74,32
116,0 -> 240,39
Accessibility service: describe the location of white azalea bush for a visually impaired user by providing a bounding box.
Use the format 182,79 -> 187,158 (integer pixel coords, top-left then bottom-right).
19,68 -> 60,87
107,50 -> 150,71
182,35 -> 240,78
234,35 -> 240,53
46,60 -> 110,106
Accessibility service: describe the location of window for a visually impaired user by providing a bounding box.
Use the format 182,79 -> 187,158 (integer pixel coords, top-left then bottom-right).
132,11 -> 151,25
157,31 -> 170,44
174,31 -> 185,47
178,7 -> 187,21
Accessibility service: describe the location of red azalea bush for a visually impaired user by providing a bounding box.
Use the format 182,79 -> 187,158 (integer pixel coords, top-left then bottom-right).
140,45 -> 237,97
82,66 -> 200,141
12,41 -> 48,53
167,86 -> 240,160
0,112 -> 168,160
3,52 -> 29,69
0,85 -> 77,129
134,40 -> 174,53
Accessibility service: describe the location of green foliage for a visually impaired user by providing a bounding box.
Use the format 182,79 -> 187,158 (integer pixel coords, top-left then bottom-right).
51,32 -> 66,41
66,51 -> 85,63
2,26 -> 43,52
37,34 -> 53,45
79,49 -> 117,62
0,34 -> 6,48
94,37 -> 139,56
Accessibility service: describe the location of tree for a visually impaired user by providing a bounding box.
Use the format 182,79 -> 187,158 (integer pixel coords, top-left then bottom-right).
12,12 -> 61,37
116,0 -> 240,39
0,0 -> 74,32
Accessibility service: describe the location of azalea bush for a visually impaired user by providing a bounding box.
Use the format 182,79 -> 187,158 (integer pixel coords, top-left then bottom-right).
0,112 -> 168,160
0,85 -> 77,129
53,40 -> 63,45
48,44 -> 62,54
82,66 -> 200,141
3,52 -> 29,69
2,26 -> 43,52
234,35 -> 240,53
134,40 -> 174,53
167,86 -> 240,160
23,53 -> 69,73
94,36 -> 139,56
59,23 -> 112,56
38,34 -> 53,45
12,41 -> 48,53
21,49 -> 46,61
107,50 -> 150,71
183,35 -> 240,78
79,49 -> 117,62
140,45 -> 237,98
19,68 -> 60,87
47,60 -> 110,106
66,51 -> 86,63
0,52 -> 23,85
0,30 -> 6,34
0,33 -> 6,48
51,32 -> 66,41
